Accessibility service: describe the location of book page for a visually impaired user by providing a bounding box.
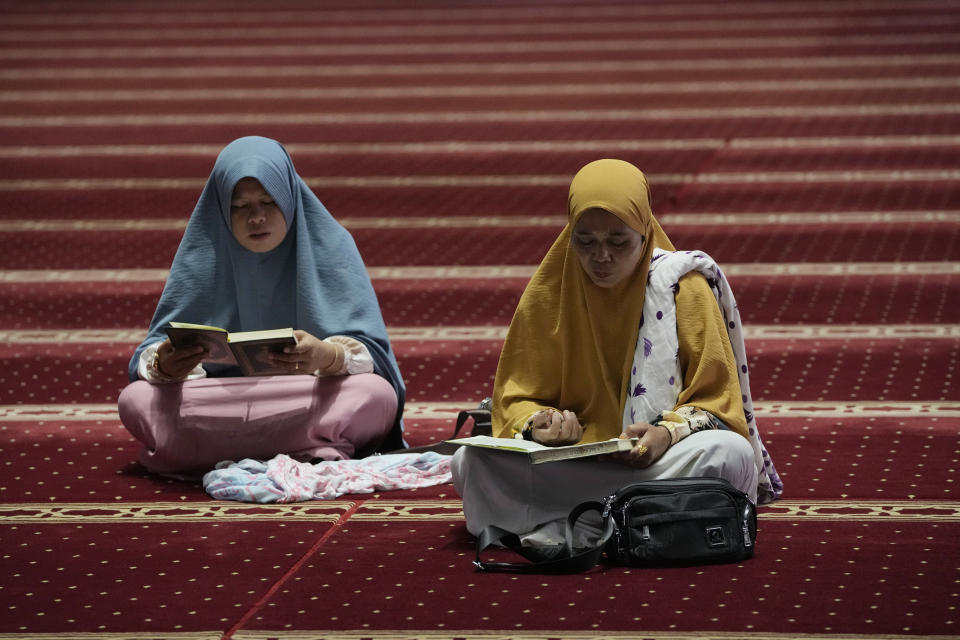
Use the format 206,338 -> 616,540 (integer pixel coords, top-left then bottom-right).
448,435 -> 638,463
228,327 -> 296,344
168,321 -> 228,332
447,435 -> 550,452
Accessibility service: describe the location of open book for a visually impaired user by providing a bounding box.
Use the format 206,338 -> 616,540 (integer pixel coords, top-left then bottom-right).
164,322 -> 297,376
447,435 -> 638,464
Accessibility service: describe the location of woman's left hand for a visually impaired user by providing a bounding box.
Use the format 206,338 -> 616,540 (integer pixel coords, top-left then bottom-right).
527,409 -> 583,446
271,330 -> 341,374
608,422 -> 672,468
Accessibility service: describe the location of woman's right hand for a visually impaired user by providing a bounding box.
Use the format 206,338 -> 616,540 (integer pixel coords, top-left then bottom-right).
526,409 -> 583,446
154,339 -> 206,379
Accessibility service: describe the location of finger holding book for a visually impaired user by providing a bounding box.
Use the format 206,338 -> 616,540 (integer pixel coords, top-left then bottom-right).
609,421 -> 671,469
155,340 -> 206,379
526,409 -> 584,446
271,330 -> 345,375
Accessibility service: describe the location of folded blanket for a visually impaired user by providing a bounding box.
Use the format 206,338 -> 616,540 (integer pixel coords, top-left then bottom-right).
203,452 -> 452,503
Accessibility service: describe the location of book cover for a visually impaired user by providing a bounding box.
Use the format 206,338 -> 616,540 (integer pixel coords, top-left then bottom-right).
164,322 -> 237,366
447,435 -> 638,464
164,322 -> 297,376
228,328 -> 298,376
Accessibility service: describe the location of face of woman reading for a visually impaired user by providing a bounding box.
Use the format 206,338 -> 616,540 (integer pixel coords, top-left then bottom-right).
230,178 -> 288,253
572,208 -> 646,288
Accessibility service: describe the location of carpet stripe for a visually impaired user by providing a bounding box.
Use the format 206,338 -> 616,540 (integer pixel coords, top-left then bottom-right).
4,104 -> 960,127
1,211 -> 957,232
0,499 -> 960,534
3,54 -> 958,81
7,77 -> 960,102
363,262 -> 960,278
2,401 -> 957,422
0,501 -> 355,523
1,324 -> 956,344
221,499 -> 366,640
1,262 -> 953,283
4,14 -> 958,41
4,171 -> 960,190
227,634 -> 960,640
404,401 -> 960,420
1,500 -> 956,524
4,136 -> 960,158
1,0 -> 951,22
3,33 -> 956,60
0,635 -> 222,640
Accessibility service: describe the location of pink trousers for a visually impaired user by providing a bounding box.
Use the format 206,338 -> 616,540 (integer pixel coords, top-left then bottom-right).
118,373 -> 398,476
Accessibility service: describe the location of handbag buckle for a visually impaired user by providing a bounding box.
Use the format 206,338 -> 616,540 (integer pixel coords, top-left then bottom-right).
705,525 -> 726,548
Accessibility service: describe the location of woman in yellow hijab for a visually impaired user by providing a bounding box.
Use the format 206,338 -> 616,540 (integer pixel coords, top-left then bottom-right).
452,159 -> 781,542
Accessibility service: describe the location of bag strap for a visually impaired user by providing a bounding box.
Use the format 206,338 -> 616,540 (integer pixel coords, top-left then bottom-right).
454,407 -> 492,439
381,400 -> 491,456
474,500 -> 615,574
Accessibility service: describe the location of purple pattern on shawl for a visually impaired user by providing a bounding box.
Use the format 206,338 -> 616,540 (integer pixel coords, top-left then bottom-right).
643,337 -> 653,357
627,248 -> 784,503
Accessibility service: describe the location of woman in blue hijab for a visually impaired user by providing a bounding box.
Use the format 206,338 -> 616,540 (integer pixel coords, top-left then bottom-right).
118,136 -> 405,475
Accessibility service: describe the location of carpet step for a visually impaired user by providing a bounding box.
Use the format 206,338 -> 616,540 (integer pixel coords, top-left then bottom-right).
0,414 -> 953,503
1,335 -> 955,405
2,221 -> 957,268
7,112 -> 960,149
1,271 -> 957,329
5,143 -> 960,181
4,176 -> 960,219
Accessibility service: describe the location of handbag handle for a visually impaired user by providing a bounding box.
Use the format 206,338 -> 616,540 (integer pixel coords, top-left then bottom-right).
453,407 -> 492,439
473,500 -> 615,574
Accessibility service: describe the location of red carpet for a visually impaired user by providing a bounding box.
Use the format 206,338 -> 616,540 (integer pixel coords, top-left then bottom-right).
1,1 -> 959,638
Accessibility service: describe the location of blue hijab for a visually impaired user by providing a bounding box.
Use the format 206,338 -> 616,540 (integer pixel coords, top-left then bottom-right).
128,136 -> 406,450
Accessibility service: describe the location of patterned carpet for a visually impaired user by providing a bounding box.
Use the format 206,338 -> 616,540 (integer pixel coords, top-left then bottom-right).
1,1 -> 958,638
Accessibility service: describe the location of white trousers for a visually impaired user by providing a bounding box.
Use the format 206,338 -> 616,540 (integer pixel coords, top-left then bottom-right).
452,430 -> 757,544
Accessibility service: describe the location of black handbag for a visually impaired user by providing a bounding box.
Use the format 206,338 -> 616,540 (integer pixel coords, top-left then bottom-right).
474,477 -> 757,573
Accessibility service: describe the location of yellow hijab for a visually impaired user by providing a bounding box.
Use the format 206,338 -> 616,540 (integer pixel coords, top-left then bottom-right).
492,159 -> 675,440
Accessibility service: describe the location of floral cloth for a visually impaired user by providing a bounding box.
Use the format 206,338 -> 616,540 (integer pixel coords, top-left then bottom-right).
203,451 -> 452,503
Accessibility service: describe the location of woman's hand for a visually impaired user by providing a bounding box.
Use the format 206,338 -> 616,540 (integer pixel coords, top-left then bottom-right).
155,339 -> 206,379
272,330 -> 341,374
608,422 -> 672,468
526,409 -> 583,446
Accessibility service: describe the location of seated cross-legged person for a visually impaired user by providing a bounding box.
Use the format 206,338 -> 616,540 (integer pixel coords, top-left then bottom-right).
452,159 -> 782,543
118,136 -> 405,477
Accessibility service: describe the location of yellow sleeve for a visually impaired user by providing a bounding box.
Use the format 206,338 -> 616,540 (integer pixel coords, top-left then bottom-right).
674,272 -> 749,438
